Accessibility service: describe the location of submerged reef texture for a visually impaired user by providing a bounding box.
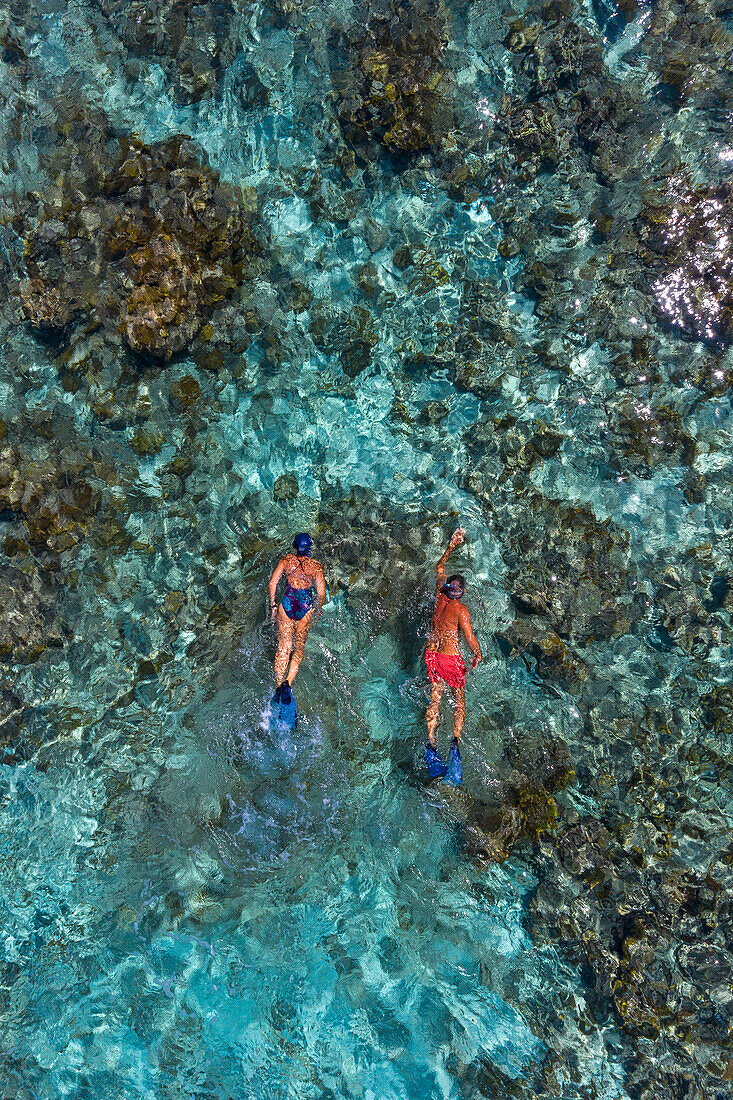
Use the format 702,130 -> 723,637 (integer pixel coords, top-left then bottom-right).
332,0 -> 454,156
2,0 -> 733,1098
6,110 -> 255,362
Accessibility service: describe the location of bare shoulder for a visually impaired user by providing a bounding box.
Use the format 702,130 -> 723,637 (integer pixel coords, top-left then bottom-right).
458,602 -> 472,623
312,558 -> 325,575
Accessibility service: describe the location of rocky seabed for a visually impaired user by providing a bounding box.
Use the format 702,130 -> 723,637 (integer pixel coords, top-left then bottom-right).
1,1 -> 733,1098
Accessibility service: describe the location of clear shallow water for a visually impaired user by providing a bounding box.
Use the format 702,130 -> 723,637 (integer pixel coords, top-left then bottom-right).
2,0 -> 733,1097
2,650 -> 605,1098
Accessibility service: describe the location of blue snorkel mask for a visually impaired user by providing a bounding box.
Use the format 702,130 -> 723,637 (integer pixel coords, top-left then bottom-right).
292,533 -> 313,556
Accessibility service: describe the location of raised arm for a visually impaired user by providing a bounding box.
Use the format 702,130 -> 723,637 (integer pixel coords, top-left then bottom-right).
459,605 -> 482,670
435,528 -> 465,593
268,557 -> 287,618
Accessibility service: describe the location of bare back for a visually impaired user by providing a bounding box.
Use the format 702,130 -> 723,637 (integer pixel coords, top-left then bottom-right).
281,552 -> 322,590
268,551 -> 326,610
428,593 -> 477,657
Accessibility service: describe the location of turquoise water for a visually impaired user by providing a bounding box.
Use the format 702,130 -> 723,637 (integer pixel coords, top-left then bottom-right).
2,1 -> 733,1097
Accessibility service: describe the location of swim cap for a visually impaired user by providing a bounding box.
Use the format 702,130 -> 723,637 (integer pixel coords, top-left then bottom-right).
444,574 -> 465,599
292,533 -> 312,556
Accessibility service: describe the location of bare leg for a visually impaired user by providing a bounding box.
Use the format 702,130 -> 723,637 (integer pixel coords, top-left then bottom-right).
451,685 -> 466,741
285,609 -> 313,684
274,605 -> 294,686
426,680 -> 446,746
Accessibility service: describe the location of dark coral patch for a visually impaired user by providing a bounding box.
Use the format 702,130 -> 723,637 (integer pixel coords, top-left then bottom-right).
8,114 -> 256,364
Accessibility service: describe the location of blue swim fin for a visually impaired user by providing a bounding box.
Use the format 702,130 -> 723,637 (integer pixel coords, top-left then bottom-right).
425,742 -> 448,779
276,696 -> 298,732
445,738 -> 462,786
271,683 -> 298,732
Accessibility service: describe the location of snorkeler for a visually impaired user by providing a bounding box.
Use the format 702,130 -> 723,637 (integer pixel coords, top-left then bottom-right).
268,533 -> 326,706
424,528 -> 482,781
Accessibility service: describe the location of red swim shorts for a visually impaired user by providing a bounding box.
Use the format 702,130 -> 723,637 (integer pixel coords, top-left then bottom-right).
424,651 -> 466,690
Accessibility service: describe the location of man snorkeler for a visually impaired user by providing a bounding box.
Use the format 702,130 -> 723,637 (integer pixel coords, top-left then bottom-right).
268,533 -> 326,705
424,528 -> 482,781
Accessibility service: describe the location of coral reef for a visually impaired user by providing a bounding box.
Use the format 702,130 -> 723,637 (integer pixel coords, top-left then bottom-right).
5,110 -> 255,364
1,0 -> 733,1096
97,0 -> 239,103
635,177 -> 733,344
482,487 -> 647,645
528,706 -> 733,1092
332,0 -> 454,156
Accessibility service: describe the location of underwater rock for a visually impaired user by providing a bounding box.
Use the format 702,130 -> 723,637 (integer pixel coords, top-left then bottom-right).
701,685 -> 733,738
0,679 -> 25,762
524,696 -> 733,1091
338,303 -> 376,380
0,439 -> 100,554
504,732 -> 576,793
0,564 -> 65,665
309,300 -> 379,378
18,277 -> 74,337
121,238 -> 202,359
463,803 -> 523,864
98,0 -> 239,104
129,427 -> 165,457
279,279 -> 313,314
168,375 -> 201,412
463,736 -> 573,863
494,9 -> 641,185
635,177 -> 733,344
495,96 -> 568,177
497,619 -> 589,685
9,112 -> 255,365
273,473 -> 299,501
531,815 -> 733,1075
461,6 -> 692,377
606,394 -> 697,475
464,770 -> 561,862
650,546 -> 730,656
417,278 -> 530,399
653,572 -> 711,654
332,0 -> 454,157
0,421 -> 168,672
444,153 -> 495,205
479,488 -> 647,645
0,6 -> 27,65
419,400 -> 449,425
515,782 -> 558,839
190,308 -> 252,376
504,12 -> 602,99
642,0 -> 733,108
464,416 -> 565,485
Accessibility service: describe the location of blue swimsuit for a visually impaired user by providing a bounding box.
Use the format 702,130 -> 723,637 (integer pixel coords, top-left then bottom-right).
281,583 -> 314,621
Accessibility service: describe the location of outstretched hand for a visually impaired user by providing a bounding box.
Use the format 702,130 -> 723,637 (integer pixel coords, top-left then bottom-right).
450,527 -> 466,549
